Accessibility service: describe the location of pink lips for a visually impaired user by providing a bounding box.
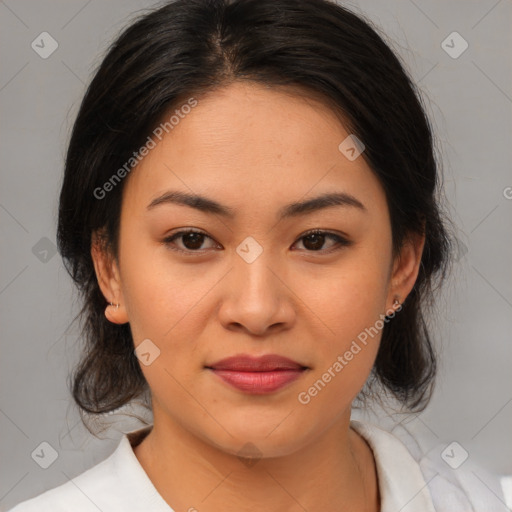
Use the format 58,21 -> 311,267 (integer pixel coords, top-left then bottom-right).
207,354 -> 307,394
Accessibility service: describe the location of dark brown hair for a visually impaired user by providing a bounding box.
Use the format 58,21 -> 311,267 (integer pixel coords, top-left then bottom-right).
57,0 -> 452,424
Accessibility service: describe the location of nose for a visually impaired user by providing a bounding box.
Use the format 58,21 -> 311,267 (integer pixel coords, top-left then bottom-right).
217,250 -> 296,337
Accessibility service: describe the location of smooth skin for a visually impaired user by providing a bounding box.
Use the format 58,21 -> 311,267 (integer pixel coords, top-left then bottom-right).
92,82 -> 425,512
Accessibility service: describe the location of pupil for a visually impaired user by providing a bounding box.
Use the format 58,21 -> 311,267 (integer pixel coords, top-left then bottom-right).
304,233 -> 324,251
184,233 -> 203,249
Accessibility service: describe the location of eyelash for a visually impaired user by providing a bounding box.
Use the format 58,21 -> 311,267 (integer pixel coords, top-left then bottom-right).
162,228 -> 351,256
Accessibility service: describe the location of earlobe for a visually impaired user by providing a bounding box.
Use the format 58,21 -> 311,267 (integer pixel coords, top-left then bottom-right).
90,230 -> 129,324
105,301 -> 127,324
388,231 -> 425,308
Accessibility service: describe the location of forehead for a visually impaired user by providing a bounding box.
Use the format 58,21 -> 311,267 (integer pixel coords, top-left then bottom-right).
122,82 -> 386,219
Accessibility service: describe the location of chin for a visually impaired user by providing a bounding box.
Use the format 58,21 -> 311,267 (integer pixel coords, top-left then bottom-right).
199,414 -> 314,460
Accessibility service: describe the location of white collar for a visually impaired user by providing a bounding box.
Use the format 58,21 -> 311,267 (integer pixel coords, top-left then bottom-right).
350,420 -> 436,512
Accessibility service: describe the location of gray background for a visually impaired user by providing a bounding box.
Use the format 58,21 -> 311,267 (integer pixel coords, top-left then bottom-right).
1,0 -> 511,509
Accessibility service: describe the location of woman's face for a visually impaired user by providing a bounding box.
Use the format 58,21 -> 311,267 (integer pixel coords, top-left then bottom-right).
94,82 -> 422,457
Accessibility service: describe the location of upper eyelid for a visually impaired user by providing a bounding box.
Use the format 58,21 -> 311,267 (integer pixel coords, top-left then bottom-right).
165,228 -> 347,240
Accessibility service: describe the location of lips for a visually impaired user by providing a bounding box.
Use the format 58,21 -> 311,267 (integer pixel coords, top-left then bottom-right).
208,354 -> 305,372
206,354 -> 308,394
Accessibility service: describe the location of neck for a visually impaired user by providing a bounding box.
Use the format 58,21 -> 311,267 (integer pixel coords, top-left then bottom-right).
133,410 -> 380,512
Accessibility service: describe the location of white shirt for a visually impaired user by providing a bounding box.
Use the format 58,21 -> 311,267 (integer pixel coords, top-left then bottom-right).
8,420 -> 507,511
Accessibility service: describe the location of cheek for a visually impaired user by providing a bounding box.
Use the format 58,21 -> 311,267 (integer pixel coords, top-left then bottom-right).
293,247 -> 391,406
118,245 -> 211,407
119,232 -> 189,327
118,238 -> 222,367
299,248 -> 391,345
295,286 -> 385,418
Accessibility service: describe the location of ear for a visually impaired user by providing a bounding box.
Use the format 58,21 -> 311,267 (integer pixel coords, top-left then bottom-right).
387,229 -> 426,310
90,229 -> 129,325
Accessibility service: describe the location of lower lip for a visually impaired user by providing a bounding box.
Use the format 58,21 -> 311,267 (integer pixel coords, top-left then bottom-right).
209,369 -> 305,394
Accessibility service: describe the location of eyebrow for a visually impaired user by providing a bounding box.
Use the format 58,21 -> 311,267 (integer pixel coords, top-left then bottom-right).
147,190 -> 366,219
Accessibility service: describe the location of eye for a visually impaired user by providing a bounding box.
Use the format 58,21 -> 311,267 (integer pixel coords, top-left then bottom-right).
162,229 -> 219,254
162,228 -> 351,255
292,229 -> 351,253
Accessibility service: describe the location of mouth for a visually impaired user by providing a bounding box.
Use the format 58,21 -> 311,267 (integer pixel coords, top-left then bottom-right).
205,354 -> 309,394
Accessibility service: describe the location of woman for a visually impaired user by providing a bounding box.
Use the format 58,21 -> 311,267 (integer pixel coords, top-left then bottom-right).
9,0 -> 505,510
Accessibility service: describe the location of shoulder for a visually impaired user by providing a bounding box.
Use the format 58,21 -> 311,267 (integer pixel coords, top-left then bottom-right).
7,448 -> 120,512
392,419 -> 507,511
8,426 -> 169,512
351,419 -> 507,512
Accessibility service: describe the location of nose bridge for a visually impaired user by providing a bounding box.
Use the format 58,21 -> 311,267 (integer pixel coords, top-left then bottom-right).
233,235 -> 281,303
218,236 -> 294,334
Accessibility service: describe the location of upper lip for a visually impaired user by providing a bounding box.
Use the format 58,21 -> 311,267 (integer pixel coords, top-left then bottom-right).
207,354 -> 307,372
